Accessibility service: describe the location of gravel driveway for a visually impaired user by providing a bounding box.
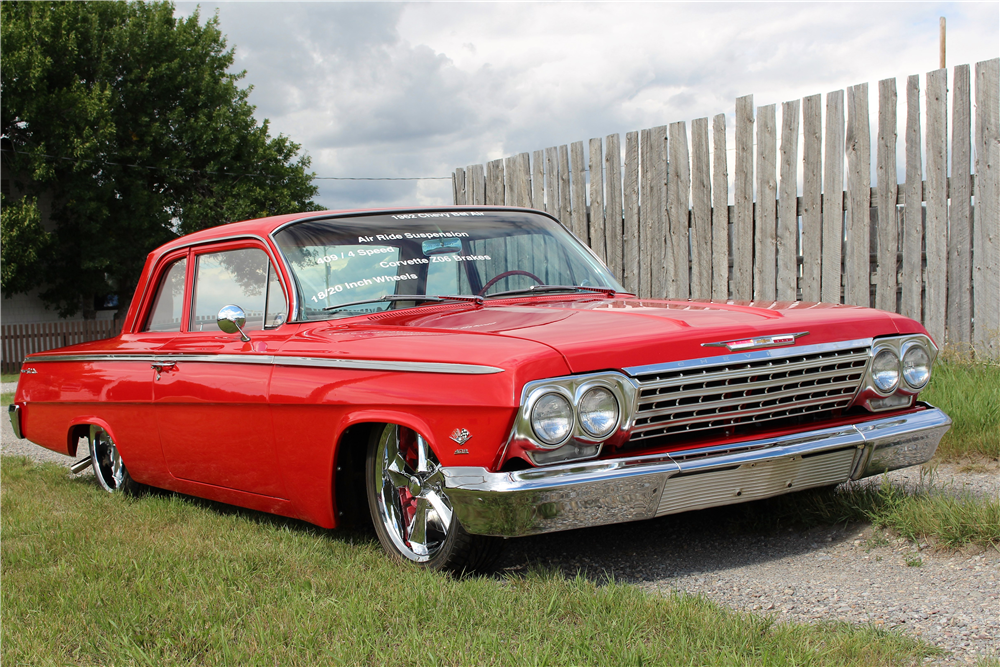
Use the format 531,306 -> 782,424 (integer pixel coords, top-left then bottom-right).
3,397 -> 997,664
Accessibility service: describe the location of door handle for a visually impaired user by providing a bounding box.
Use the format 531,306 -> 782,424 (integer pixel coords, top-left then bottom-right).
151,361 -> 176,380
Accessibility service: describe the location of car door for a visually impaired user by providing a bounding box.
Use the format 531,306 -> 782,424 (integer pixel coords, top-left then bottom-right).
153,240 -> 290,498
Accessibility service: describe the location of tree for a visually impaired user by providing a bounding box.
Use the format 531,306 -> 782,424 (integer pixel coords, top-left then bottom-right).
1,1 -> 321,317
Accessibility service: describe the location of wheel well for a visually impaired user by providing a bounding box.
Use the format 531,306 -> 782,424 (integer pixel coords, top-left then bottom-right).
68,424 -> 92,458
333,423 -> 379,529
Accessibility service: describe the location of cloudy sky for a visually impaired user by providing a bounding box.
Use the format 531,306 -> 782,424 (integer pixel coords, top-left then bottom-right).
173,2 -> 999,211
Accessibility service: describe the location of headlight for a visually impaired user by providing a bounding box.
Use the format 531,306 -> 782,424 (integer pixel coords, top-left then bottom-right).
902,344 -> 931,389
871,348 -> 900,393
530,393 -> 574,446
578,386 -> 619,438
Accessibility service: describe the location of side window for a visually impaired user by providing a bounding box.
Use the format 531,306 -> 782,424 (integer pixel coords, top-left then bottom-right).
190,248 -> 270,332
143,257 -> 187,332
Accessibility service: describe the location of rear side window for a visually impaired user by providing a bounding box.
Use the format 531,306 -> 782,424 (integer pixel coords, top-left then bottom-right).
143,258 -> 187,332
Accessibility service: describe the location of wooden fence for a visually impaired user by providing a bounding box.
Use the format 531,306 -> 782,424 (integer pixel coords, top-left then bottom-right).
1,320 -> 123,374
453,59 -> 1000,358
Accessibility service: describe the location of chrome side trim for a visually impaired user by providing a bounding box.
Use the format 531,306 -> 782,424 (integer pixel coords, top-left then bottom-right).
443,407 -> 951,537
24,352 -> 503,375
273,357 -> 504,375
701,331 -> 809,351
623,338 -> 873,377
8,404 -> 22,439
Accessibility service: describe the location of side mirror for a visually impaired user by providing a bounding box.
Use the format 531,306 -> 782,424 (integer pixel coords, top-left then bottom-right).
217,304 -> 251,342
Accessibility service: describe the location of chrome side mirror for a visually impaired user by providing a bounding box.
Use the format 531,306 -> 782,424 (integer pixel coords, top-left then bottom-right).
217,304 -> 251,342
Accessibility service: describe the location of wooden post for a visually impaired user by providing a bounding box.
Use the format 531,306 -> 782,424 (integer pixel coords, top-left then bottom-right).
802,94 -> 823,302
558,145 -> 572,228
948,65 -> 972,346
532,150 -> 545,211
545,147 -> 559,218
711,113 -> 730,301
876,77 -> 899,313
822,90 -> 845,304
845,83 -> 872,308
778,100 -> 800,301
925,69 -> 948,344
755,103 -> 777,301
570,141 -> 588,242
974,58 -> 1000,358
589,137 -> 607,263
623,131 -> 641,294
734,95 -> 754,301
690,117 -> 712,300
668,121 -> 691,299
605,133 -> 624,282
902,76 -> 923,321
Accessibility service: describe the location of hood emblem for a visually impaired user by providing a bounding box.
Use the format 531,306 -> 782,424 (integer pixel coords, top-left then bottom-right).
450,428 -> 471,445
702,331 -> 809,352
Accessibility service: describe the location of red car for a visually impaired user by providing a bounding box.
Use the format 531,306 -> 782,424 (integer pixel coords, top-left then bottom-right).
9,207 -> 951,572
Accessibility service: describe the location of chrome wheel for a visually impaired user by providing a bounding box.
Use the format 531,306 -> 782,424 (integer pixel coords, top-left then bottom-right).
372,424 -> 454,562
90,425 -> 134,493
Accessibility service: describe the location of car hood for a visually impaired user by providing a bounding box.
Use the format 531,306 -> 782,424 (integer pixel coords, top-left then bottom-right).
373,296 -> 906,374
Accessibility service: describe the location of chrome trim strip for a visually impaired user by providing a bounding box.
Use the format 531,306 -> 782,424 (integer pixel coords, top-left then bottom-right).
701,331 -> 809,351
444,407 -> 950,537
8,404 -> 22,440
273,357 -> 504,375
25,352 -> 503,375
623,338 -> 873,377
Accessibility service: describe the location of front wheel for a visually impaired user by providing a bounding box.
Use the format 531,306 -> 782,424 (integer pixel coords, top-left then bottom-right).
89,425 -> 145,495
365,424 -> 503,573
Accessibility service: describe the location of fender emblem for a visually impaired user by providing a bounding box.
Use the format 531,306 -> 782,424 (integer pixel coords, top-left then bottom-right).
702,332 -> 809,352
450,428 -> 471,445
20,367 -> 37,374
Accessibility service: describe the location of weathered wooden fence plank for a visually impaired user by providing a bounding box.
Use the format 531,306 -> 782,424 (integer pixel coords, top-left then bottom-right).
453,168 -> 466,205
532,150 -> 545,211
654,125 -> 670,299
544,147 -> 559,218
845,83 -> 871,307
822,90 -> 845,304
778,100 -> 800,301
467,163 -> 485,205
902,76 -> 923,320
690,117 -> 712,300
974,57 -> 1000,357
734,95 -> 754,300
755,103 -> 778,301
801,94 -> 822,302
667,122 -> 690,299
711,113 -> 729,301
558,145 -> 572,227
623,131 -> 641,294
639,128 -> 653,298
486,158 -> 504,205
588,137 -> 606,263
948,65 -> 972,346
924,69 -> 948,344
570,141 -> 588,241
605,133 -> 624,281
503,156 -> 515,205
516,152 -> 532,208
876,77 -> 899,313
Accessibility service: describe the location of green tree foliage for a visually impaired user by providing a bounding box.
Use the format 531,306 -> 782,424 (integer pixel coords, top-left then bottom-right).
1,1 -> 321,316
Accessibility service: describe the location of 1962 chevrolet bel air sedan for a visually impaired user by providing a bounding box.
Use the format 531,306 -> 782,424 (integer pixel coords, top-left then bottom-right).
9,207 -> 951,572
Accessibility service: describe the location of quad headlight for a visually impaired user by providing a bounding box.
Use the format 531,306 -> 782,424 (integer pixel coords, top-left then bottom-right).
901,342 -> 931,389
578,386 -> 620,438
871,348 -> 901,393
530,393 -> 575,445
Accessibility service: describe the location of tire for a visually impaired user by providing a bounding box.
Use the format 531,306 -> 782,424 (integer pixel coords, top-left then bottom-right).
89,425 -> 145,495
365,423 -> 504,574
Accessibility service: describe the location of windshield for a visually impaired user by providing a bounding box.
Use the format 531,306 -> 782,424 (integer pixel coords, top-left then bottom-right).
273,209 -> 624,321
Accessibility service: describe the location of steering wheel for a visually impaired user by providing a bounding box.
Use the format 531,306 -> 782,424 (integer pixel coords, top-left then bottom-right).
478,270 -> 544,295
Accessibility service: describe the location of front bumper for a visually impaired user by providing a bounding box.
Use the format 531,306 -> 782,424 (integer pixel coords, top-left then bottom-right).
444,405 -> 951,537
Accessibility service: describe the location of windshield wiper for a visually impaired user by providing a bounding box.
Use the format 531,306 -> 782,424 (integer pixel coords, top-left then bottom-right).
322,294 -> 483,312
485,285 -> 618,299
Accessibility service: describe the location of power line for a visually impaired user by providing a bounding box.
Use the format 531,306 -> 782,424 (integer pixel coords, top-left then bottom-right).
0,147 -> 452,181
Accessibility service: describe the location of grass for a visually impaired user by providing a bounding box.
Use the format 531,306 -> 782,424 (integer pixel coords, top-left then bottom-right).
922,357 -> 1000,460
0,392 -> 12,407
1,373 -> 18,383
1,457 -> 937,667
737,474 -> 1000,551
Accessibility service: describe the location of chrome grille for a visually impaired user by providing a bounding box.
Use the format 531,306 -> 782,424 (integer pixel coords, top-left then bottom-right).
629,345 -> 870,442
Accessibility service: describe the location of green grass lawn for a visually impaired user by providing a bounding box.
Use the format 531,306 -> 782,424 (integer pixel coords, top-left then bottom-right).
1,457 -> 936,667
1,373 -> 19,384
922,359 -> 1000,460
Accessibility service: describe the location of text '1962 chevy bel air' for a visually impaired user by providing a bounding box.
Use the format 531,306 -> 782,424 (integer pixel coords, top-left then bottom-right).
9,207 -> 951,572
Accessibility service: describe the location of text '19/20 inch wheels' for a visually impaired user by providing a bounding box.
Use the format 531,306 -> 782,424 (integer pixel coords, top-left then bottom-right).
365,424 -> 503,573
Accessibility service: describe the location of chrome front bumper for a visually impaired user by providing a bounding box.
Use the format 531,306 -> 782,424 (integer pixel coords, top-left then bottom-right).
444,406 -> 951,537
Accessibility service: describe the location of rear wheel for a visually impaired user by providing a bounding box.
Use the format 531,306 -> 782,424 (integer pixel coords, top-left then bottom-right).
365,423 -> 503,573
89,425 -> 145,495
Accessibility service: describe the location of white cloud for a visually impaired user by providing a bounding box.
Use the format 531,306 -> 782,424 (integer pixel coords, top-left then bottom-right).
175,2 -> 999,212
